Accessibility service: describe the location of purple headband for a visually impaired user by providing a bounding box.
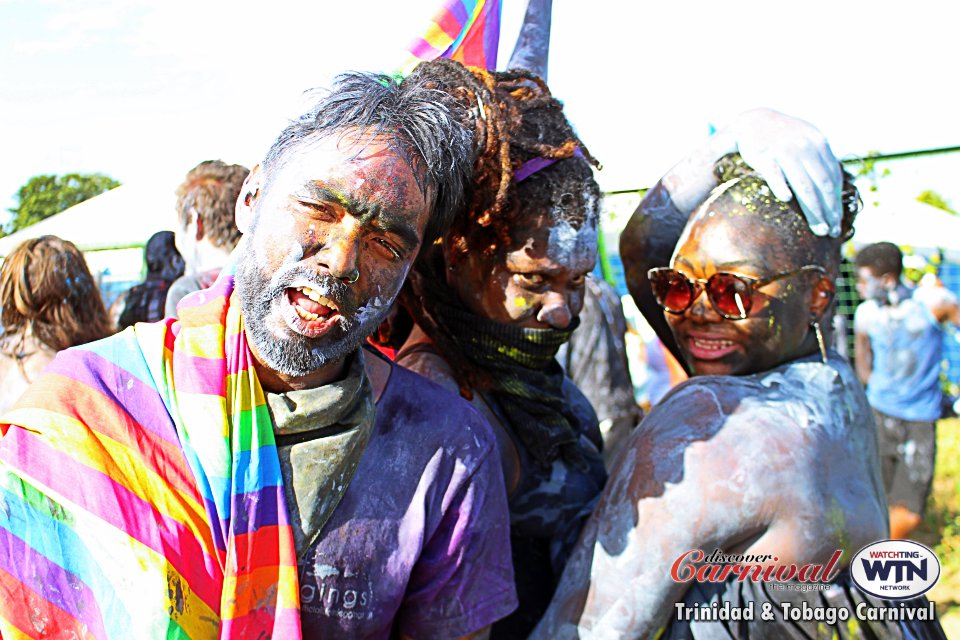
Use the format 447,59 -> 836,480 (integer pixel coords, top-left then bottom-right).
514,147 -> 585,183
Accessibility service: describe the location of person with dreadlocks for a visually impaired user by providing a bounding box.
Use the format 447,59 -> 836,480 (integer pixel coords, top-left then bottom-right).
396,56 -> 607,638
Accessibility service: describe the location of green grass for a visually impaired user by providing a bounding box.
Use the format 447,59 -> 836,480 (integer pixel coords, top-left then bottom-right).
913,418 -> 960,635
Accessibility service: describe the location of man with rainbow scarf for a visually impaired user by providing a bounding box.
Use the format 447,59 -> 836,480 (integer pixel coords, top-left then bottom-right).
0,71 -> 516,639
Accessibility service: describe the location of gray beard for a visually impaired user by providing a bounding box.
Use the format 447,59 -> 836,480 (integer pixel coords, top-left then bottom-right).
234,253 -> 392,378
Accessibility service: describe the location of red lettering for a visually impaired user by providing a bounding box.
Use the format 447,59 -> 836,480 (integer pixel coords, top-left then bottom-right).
695,563 -> 726,582
716,564 -> 735,582
671,549 -> 703,582
775,564 -> 798,581
797,563 -> 816,582
820,550 -> 842,582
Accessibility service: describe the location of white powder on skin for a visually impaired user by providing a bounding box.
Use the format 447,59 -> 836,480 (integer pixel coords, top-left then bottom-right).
546,218 -> 597,271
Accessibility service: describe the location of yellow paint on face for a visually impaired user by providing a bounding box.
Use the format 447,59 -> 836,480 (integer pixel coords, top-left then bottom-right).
514,297 -> 528,308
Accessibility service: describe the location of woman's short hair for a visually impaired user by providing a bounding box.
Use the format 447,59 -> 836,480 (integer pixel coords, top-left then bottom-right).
1,235 -> 114,352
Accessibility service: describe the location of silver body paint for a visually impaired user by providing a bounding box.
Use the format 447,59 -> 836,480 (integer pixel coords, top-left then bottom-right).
534,353 -> 888,639
354,296 -> 389,328
547,218 -> 598,272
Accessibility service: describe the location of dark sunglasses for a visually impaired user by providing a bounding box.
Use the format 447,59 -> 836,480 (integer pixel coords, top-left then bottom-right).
647,265 -> 827,320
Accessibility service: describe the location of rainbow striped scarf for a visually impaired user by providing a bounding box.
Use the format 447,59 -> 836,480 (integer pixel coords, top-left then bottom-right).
0,274 -> 300,638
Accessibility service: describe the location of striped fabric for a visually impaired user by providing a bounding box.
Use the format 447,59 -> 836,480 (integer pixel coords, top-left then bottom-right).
398,0 -> 503,76
0,273 -> 300,639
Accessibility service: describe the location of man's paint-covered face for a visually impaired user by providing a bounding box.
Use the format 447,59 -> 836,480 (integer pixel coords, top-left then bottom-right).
235,133 -> 430,376
448,212 -> 597,330
855,266 -> 894,303
666,201 -> 820,377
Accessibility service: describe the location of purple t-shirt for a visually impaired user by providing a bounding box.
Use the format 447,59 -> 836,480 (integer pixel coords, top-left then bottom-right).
298,361 -> 518,639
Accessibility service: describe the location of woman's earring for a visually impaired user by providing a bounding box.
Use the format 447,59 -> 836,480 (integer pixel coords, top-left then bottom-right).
811,319 -> 828,364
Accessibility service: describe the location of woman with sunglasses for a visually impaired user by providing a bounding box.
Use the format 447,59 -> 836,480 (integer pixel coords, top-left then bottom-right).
620,109 -> 847,375
533,143 -> 945,637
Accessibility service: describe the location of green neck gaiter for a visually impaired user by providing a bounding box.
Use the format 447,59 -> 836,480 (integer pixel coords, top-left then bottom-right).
432,299 -> 584,468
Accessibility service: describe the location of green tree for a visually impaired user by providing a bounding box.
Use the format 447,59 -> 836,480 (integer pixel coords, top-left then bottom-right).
5,173 -> 120,235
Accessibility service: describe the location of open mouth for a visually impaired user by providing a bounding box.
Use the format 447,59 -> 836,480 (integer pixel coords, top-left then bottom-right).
290,286 -> 338,320
686,335 -> 739,361
281,285 -> 342,338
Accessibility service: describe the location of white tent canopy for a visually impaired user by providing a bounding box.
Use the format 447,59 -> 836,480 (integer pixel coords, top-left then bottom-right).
849,195 -> 960,261
0,183 -> 179,256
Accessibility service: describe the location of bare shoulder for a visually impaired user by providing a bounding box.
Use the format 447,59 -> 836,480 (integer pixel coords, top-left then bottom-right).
609,375 -> 816,511
0,343 -> 57,415
629,375 -> 792,460
626,364 -> 887,554
395,325 -> 461,396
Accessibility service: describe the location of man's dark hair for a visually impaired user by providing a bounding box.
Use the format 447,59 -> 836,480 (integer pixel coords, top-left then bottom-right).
176,160 -> 249,251
262,72 -> 473,246
855,241 -> 903,278
143,230 -> 185,281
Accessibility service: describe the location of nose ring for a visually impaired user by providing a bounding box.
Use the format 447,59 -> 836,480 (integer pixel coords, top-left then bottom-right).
342,268 -> 360,284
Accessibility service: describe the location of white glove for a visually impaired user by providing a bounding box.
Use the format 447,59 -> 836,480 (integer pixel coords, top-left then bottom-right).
725,108 -> 843,237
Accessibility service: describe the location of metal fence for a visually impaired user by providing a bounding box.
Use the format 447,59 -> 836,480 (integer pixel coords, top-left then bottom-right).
938,263 -> 960,387
601,244 -> 960,392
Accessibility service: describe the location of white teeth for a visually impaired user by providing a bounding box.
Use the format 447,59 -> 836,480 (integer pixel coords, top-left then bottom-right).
295,286 -> 338,311
316,295 -> 337,310
296,286 -> 322,302
692,337 -> 734,350
295,306 -> 320,321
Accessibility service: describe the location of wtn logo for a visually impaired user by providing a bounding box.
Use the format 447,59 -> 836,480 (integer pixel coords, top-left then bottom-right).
861,558 -> 927,583
851,540 -> 940,600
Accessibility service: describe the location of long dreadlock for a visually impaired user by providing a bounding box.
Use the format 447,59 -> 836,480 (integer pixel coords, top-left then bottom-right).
408,58 -> 600,256
401,59 -> 602,402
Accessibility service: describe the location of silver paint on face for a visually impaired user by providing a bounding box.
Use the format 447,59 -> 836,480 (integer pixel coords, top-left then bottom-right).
546,218 -> 597,271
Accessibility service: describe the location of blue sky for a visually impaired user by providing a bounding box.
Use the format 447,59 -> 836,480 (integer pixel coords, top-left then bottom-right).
2,0 -> 958,222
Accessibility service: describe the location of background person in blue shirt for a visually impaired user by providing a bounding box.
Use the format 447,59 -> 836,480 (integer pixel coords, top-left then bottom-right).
854,241 -> 960,539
